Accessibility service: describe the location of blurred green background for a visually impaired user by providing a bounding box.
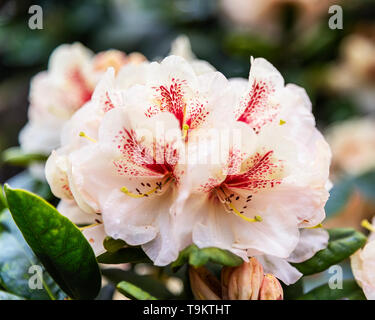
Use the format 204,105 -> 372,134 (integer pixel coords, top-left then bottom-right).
0,0 -> 374,182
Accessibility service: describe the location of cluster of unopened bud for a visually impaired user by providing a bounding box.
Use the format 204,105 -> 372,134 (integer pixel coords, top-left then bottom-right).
189,257 -> 283,300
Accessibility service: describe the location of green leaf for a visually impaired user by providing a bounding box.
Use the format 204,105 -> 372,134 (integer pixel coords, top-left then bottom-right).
325,170 -> 375,219
0,210 -> 65,300
0,290 -> 25,300
103,268 -> 177,299
282,278 -> 304,300
298,280 -> 366,300
171,245 -> 243,272
325,177 -> 355,218
117,281 -> 157,300
103,236 -> 126,253
355,170 -> 375,201
292,228 -> 367,275
0,185 -> 7,212
3,185 -> 101,299
97,247 -> 151,264
2,147 -> 47,166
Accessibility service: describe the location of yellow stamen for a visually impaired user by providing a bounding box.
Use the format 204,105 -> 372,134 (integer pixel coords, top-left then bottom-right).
120,186 -> 153,198
216,187 -> 261,223
79,223 -> 101,231
306,223 -> 323,229
361,219 -> 375,233
279,119 -> 286,125
182,124 -> 189,139
120,175 -> 171,199
228,202 -> 262,223
79,131 -> 97,143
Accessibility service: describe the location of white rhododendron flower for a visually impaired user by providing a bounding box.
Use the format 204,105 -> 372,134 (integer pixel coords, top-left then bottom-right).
176,58 -> 331,262
46,54 -> 331,269
19,42 -> 146,156
351,218 -> 375,300
326,118 -> 375,177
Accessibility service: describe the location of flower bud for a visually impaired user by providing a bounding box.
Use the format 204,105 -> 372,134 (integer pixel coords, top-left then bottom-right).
127,52 -> 147,65
221,266 -> 235,300
226,257 -> 264,300
259,274 -> 284,300
189,267 -> 221,300
92,50 -> 128,74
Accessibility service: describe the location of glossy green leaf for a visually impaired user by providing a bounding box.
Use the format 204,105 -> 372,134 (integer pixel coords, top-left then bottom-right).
0,185 -> 6,212
3,185 -> 101,300
282,278 -> 304,300
2,147 -> 47,166
103,268 -> 178,299
172,244 -> 243,272
103,236 -> 126,253
117,281 -> 157,300
0,290 -> 25,300
298,280 -> 366,300
292,228 -> 367,275
0,210 -> 65,300
98,247 -> 151,264
325,177 -> 355,218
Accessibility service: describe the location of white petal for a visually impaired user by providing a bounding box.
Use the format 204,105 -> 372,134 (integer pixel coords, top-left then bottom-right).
351,241 -> 375,300
256,255 -> 302,285
287,228 -> 329,263
169,35 -> 215,74
48,42 -> 93,82
116,62 -> 149,89
45,149 -> 73,200
19,122 -> 62,155
82,224 -> 106,256
188,189 -> 298,259
57,200 -> 97,225
169,35 -> 196,61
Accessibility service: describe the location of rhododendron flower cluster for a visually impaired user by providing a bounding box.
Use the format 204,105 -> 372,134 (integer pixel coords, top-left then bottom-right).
19,42 -> 146,156
45,52 -> 331,285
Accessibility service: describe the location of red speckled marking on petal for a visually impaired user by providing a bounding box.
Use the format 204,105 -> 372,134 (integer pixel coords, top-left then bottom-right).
69,68 -> 93,108
59,177 -> 73,198
224,151 -> 283,191
113,128 -> 176,177
199,177 -> 224,193
151,78 -> 186,128
237,80 -> 279,134
103,91 -> 115,113
146,78 -> 210,131
210,151 -> 283,216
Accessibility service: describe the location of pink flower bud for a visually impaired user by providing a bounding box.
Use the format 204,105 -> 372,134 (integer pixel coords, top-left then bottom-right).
226,257 -> 264,300
259,274 -> 284,300
189,267 -> 221,300
221,266 -> 235,300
